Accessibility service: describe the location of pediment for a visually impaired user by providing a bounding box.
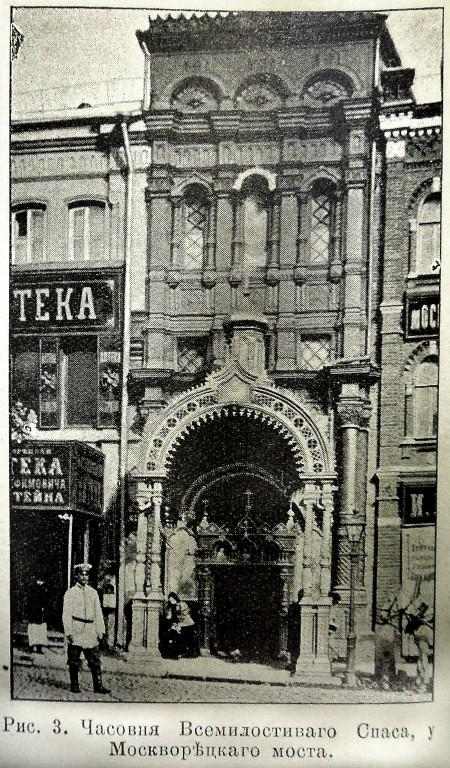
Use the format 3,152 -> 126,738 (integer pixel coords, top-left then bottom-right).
207,359 -> 265,405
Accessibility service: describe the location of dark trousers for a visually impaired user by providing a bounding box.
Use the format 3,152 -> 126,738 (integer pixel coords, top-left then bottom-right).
67,643 -> 101,673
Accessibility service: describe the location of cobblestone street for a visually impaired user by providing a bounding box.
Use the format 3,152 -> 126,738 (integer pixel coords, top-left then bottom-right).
12,663 -> 431,705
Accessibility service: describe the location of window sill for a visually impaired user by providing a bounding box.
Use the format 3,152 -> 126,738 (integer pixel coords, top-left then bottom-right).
400,437 -> 437,448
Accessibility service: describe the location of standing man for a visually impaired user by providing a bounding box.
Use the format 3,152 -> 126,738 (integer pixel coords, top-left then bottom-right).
63,563 -> 110,695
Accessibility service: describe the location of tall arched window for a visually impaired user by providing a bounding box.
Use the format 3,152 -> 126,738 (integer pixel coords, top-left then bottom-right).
241,175 -> 270,269
405,357 -> 438,438
12,204 -> 46,264
417,193 -> 441,274
181,185 -> 209,270
310,181 -> 334,264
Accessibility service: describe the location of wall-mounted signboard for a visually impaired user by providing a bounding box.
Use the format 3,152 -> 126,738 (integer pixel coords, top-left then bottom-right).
10,441 -> 104,517
11,268 -> 123,334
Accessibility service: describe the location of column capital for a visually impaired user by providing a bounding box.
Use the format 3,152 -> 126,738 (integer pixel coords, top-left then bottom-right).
337,401 -> 371,429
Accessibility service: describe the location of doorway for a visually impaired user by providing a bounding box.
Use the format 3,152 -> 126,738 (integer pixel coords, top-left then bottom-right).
212,565 -> 282,662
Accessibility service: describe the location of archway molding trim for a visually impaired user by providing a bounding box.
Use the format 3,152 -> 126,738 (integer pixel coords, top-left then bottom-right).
134,367 -> 335,480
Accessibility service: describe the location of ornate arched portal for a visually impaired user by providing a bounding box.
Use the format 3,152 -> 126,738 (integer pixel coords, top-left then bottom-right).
128,314 -> 337,681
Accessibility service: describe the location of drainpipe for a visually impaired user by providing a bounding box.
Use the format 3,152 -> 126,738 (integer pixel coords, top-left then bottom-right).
141,41 -> 152,111
115,119 -> 133,647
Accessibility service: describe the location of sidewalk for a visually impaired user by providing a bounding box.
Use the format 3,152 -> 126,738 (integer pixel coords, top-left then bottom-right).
13,646 -> 419,690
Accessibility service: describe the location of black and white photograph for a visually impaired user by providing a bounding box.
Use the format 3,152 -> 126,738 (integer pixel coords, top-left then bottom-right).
6,2 -> 449,753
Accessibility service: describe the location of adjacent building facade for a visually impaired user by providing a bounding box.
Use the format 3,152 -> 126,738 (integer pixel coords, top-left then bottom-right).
10,11 -> 440,682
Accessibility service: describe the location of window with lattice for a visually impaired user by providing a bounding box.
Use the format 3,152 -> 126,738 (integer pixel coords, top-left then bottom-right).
310,191 -> 332,264
182,188 -> 208,270
300,336 -> 331,370
177,337 -> 208,373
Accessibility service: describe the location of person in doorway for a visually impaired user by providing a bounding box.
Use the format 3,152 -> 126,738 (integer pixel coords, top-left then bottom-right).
165,592 -> 197,659
62,563 -> 110,694
27,577 -> 48,654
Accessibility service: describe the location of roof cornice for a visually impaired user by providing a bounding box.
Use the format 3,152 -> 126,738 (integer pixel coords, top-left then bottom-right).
137,11 -> 391,55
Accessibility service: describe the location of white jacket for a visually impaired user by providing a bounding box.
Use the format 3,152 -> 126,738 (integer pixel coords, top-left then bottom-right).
63,583 -> 105,648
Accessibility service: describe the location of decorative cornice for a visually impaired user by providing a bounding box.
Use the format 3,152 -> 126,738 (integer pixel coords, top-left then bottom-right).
137,12 -> 390,55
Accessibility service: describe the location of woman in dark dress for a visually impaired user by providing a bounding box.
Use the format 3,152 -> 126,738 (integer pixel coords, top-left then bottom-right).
164,592 -> 197,659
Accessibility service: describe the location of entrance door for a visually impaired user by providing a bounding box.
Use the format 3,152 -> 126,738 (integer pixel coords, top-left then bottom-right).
213,566 -> 281,662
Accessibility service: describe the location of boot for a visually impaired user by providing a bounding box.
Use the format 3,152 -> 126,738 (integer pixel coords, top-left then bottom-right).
69,664 -> 80,693
92,669 -> 110,694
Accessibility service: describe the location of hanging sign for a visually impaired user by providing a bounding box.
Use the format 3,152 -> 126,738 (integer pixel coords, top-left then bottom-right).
10,441 -> 104,516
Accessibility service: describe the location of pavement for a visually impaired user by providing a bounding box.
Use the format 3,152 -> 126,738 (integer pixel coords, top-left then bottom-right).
10,646 -> 433,704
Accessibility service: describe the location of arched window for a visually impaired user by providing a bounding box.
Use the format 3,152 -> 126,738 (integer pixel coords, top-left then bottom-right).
181,185 -> 209,270
310,182 -> 334,264
241,175 -> 270,269
417,193 -> 441,274
11,204 -> 46,264
68,201 -> 106,261
405,357 -> 438,438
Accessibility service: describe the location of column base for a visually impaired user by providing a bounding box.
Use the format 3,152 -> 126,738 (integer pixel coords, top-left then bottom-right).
128,594 -> 163,658
293,655 -> 339,686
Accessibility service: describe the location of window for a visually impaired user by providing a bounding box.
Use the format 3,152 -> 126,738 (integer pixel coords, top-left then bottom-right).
11,335 -> 120,429
68,202 -> 105,261
299,336 -> 331,370
405,357 -> 438,438
414,359 -> 438,438
177,337 -> 208,373
310,183 -> 333,264
11,206 -> 45,264
61,337 -> 98,426
181,187 -> 208,270
417,193 -> 441,274
242,176 -> 270,268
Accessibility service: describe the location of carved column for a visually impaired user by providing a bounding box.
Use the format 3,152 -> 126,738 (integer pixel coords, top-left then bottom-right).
342,176 -> 367,358
198,565 -> 213,655
279,566 -> 290,658
336,402 -> 369,593
330,188 -> 343,282
292,481 -> 336,684
319,482 -> 335,597
293,191 -> 309,285
167,196 -> 182,288
267,191 -> 281,264
299,480 -> 316,597
230,193 -> 243,285
203,195 -> 217,288
128,482 -> 152,653
128,479 -> 164,659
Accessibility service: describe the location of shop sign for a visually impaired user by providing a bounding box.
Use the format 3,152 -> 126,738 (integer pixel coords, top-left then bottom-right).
11,268 -> 122,334
401,525 -> 435,655
406,295 -> 439,338
10,441 -> 104,516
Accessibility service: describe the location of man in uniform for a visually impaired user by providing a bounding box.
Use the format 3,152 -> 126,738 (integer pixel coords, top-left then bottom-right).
62,563 -> 110,694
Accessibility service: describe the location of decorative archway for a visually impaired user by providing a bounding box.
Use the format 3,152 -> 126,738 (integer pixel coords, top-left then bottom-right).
128,308 -> 337,680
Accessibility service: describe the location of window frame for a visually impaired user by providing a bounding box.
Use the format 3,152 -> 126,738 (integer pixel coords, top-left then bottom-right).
180,186 -> 210,271
11,204 -> 46,264
309,181 -> 335,267
68,200 -> 107,262
11,334 -> 120,430
416,192 -> 441,275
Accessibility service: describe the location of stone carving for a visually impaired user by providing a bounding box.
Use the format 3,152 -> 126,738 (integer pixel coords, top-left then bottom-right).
304,78 -> 350,108
171,83 -> 219,113
237,82 -> 282,111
